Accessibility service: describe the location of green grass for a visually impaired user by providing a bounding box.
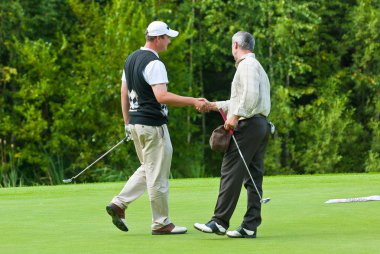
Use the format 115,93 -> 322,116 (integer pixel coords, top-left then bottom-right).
1,174 -> 380,254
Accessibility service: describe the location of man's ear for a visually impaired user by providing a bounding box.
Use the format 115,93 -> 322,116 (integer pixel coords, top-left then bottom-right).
233,41 -> 238,49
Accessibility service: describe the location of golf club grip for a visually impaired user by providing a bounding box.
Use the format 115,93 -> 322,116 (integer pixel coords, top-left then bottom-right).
218,109 -> 233,135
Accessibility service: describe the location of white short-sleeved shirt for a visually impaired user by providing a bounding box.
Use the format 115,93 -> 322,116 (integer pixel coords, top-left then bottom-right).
121,47 -> 169,86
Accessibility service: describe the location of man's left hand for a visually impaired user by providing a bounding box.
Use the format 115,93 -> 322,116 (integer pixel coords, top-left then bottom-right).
125,124 -> 133,141
224,115 -> 239,131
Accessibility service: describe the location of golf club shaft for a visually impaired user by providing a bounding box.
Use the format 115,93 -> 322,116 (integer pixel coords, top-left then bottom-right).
218,109 -> 265,202
70,137 -> 127,181
231,135 -> 263,201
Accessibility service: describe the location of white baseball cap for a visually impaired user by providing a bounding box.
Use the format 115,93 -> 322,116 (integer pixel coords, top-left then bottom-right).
146,21 -> 179,37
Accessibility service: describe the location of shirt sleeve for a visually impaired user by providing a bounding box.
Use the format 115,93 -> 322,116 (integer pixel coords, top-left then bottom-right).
143,60 -> 169,85
215,100 -> 230,114
121,69 -> 126,82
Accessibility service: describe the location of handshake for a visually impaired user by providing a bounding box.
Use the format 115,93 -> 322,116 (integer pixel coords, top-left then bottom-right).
194,98 -> 215,113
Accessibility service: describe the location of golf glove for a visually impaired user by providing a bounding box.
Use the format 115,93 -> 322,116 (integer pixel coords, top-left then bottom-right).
269,122 -> 275,134
125,124 -> 133,141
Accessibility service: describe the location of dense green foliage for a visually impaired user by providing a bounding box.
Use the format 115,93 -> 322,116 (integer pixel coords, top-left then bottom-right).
1,0 -> 379,186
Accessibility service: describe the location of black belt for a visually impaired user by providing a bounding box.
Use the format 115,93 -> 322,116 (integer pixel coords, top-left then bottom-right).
253,113 -> 267,118
240,114 -> 267,123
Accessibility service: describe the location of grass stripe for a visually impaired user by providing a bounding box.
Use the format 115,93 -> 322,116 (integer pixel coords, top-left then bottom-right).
1,174 -> 379,254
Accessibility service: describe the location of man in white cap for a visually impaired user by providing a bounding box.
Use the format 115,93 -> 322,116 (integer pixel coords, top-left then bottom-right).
106,21 -> 206,235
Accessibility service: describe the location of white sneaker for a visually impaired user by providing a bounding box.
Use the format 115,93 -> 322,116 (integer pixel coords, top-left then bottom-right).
226,226 -> 257,238
194,221 -> 226,235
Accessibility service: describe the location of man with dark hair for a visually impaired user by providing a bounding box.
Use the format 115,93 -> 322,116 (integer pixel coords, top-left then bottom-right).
194,31 -> 271,238
106,21 -> 206,235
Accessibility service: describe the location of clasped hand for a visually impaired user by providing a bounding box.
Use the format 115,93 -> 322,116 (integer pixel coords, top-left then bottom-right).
194,98 -> 213,113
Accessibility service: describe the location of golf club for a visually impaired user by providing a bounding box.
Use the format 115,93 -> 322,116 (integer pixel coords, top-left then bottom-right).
63,137 -> 129,183
219,109 -> 270,204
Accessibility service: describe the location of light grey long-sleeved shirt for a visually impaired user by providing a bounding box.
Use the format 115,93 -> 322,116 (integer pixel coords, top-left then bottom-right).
216,53 -> 271,119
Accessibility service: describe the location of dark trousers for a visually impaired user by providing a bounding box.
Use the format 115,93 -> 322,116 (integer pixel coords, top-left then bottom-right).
212,115 -> 270,230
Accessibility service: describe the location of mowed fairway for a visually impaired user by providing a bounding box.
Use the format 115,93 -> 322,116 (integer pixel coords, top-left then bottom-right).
1,174 -> 379,254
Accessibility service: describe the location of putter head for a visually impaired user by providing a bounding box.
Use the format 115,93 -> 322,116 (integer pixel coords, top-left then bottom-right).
62,178 -> 73,184
260,198 -> 271,204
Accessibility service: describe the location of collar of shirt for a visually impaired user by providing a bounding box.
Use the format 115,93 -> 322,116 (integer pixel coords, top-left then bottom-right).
235,53 -> 256,68
140,47 -> 159,58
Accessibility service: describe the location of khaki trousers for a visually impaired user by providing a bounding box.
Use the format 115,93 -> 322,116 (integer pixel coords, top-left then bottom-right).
111,124 -> 172,230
